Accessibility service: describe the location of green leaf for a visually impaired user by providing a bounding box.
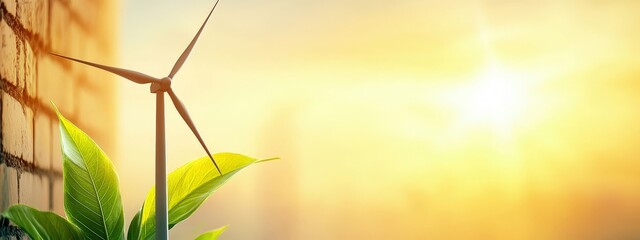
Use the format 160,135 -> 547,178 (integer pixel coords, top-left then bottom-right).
2,204 -> 84,240
127,209 -> 142,240
55,106 -> 125,240
194,226 -> 228,240
129,153 -> 275,240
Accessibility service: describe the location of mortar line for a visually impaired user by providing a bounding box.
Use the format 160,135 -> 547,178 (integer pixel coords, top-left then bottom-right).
1,150 -> 62,179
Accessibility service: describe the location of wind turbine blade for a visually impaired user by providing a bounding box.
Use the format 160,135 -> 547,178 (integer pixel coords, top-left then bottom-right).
168,0 -> 221,79
167,89 -> 222,174
50,53 -> 159,84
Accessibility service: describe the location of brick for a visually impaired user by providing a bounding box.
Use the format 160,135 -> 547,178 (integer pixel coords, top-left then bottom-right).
0,165 -> 3,210
16,0 -> 49,42
37,55 -> 75,114
33,113 -> 51,169
48,0 -> 71,55
51,178 -> 64,216
18,172 -> 49,210
0,166 -> 20,210
0,165 -> 8,210
50,119 -> 63,172
0,21 -> 18,86
82,38 -> 116,89
68,0 -> 96,32
24,41 -> 37,98
1,93 -> 34,163
84,36 -> 100,62
76,86 -> 110,132
15,39 -> 26,90
66,19 -> 84,65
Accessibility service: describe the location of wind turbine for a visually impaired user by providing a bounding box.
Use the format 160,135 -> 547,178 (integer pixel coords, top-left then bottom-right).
51,1 -> 223,239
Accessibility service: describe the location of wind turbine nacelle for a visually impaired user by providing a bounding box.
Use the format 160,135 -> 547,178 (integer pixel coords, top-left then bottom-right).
151,77 -> 172,93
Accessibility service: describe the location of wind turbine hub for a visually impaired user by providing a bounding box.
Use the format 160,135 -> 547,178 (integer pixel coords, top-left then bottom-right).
150,77 -> 172,93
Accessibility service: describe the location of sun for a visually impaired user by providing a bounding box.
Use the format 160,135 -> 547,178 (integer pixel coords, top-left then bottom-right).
449,63 -> 531,136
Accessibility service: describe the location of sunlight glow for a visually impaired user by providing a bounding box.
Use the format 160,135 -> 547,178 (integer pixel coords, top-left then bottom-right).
118,1 -> 640,239
450,63 -> 531,136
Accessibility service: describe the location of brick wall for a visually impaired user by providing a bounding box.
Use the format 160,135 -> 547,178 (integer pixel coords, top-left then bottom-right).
0,0 -> 117,238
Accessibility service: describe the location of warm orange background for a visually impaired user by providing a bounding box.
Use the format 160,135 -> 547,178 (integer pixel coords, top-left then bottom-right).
115,0 -> 640,239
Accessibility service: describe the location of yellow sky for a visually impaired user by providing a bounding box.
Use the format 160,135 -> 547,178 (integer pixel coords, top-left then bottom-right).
116,0 -> 640,239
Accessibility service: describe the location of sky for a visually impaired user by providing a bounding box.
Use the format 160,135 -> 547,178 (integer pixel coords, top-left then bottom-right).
116,0 -> 640,239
